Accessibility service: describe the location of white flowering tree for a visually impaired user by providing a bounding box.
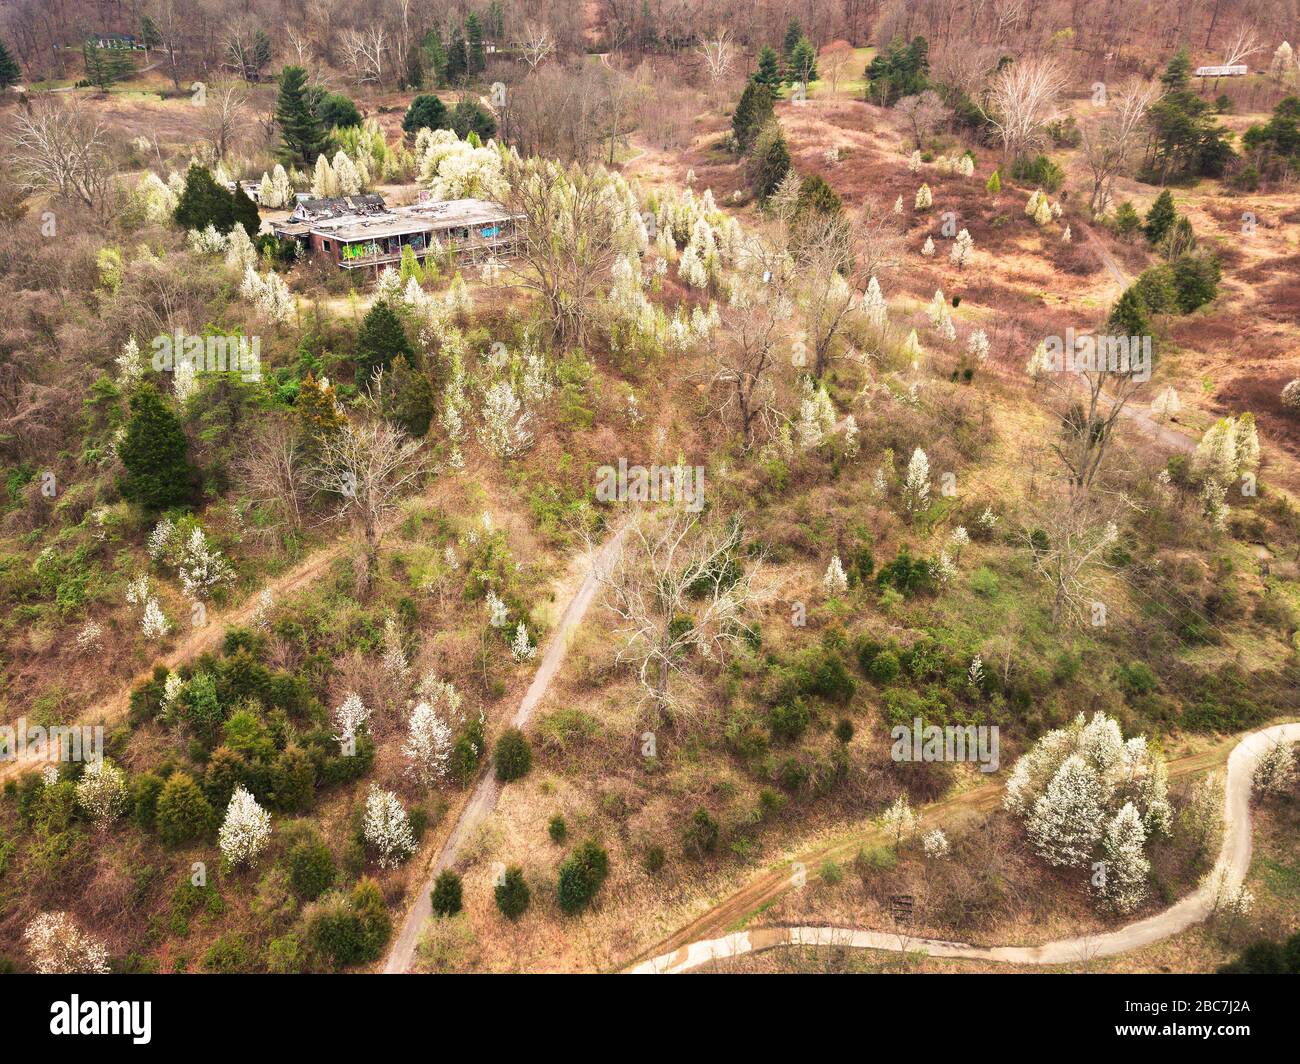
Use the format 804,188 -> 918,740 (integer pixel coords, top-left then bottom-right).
823,555 -> 849,595
950,228 -> 974,267
403,699 -> 455,787
1096,801 -> 1150,913
922,828 -> 950,859
74,759 -> 128,827
903,447 -> 931,516
177,526 -> 235,602
219,786 -> 272,867
882,794 -> 918,846
1253,739 -> 1296,798
23,912 -> 111,974
1006,712 -> 1170,906
477,380 -> 535,458
333,692 -> 370,751
363,784 -> 416,867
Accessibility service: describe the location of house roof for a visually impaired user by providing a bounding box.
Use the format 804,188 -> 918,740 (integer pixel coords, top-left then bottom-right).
275,198 -> 517,244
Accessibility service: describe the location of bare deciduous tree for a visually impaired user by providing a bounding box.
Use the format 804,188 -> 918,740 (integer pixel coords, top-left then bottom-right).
698,30 -> 735,85
341,26 -> 388,89
519,21 -> 556,74
1080,78 -> 1158,218
504,156 -> 632,347
705,239 -> 791,449
203,82 -> 248,163
1021,488 -> 1119,625
238,419 -> 308,533
594,510 -> 758,731
896,89 -> 948,150
10,99 -> 113,214
310,410 -> 428,597
980,55 -> 1069,165
820,40 -> 856,94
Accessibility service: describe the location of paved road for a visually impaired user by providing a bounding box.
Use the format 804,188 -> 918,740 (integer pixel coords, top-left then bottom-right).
383,525 -> 628,973
631,722 -> 1300,973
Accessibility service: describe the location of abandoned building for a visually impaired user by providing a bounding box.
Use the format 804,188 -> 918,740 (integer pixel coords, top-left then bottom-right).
271,193 -> 518,271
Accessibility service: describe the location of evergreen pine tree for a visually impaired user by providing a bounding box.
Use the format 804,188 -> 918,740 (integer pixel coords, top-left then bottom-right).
732,80 -> 774,152
422,30 -> 447,87
789,37 -> 818,85
231,184 -> 260,234
1144,190 -> 1177,244
355,300 -> 415,384
465,14 -> 486,74
0,37 -> 22,89
446,29 -> 468,84
494,866 -> 531,920
985,169 -> 1002,195
118,386 -> 195,510
403,44 -> 425,90
754,46 -> 782,96
402,94 -> 450,137
276,65 -> 329,169
782,20 -> 803,63
748,121 -> 792,199
174,164 -> 236,232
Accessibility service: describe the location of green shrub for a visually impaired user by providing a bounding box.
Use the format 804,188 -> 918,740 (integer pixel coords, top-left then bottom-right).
156,772 -> 215,846
868,650 -> 901,684
682,807 -> 720,858
557,840 -> 609,914
1011,154 -> 1064,191
547,814 -> 567,843
493,728 -> 532,782
643,845 -> 666,875
494,866 -> 531,920
202,933 -> 253,973
431,870 -> 463,916
769,699 -> 810,741
286,836 -> 336,900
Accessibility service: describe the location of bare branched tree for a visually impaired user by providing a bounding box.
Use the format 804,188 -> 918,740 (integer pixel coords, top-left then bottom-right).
698,30 -> 734,85
310,410 -> 428,597
979,55 -> 1069,165
704,238 -> 792,449
341,26 -> 388,89
1081,78 -> 1158,218
10,98 -> 113,214
1021,487 -> 1119,625
593,509 -> 759,731
896,89 -> 949,150
237,419 -> 308,533
519,21 -> 556,74
203,82 -> 248,163
1212,23 -> 1264,93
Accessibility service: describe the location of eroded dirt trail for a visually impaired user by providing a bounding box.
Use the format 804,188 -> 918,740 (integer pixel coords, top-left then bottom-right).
382,525 -> 627,973
629,723 -> 1300,973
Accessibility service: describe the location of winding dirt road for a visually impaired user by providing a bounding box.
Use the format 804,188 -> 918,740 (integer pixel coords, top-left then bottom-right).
630,722 -> 1300,973
382,525 -> 628,973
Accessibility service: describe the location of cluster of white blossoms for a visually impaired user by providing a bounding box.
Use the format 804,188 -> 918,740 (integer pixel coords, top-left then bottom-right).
414,128 -> 509,201
485,590 -> 510,629
126,571 -> 170,640
224,223 -> 258,274
903,447 -> 931,514
256,163 -> 295,208
363,784 -> 416,868
311,149 -> 371,198
914,183 -> 933,210
333,692 -> 370,751
188,223 -> 228,254
796,381 -> 838,451
511,622 -> 538,663
135,171 -> 179,223
1150,385 -> 1181,421
862,275 -> 888,329
823,555 -> 849,595
949,228 -> 974,268
404,675 -> 464,787
219,786 -> 272,867
74,759 -> 128,827
177,526 -> 236,603
23,912 -> 110,975
922,828 -> 950,859
1004,712 -> 1172,913
240,265 -> 295,324
1193,414 -> 1260,529
1025,189 -> 1054,227
478,378 -> 535,458
966,328 -> 990,362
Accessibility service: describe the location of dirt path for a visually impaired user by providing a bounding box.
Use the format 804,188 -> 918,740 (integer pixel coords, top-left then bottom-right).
0,534 -> 358,783
382,525 -> 628,973
629,723 -> 1299,973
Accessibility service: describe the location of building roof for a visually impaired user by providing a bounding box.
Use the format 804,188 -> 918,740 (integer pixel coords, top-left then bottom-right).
275,197 -> 517,244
